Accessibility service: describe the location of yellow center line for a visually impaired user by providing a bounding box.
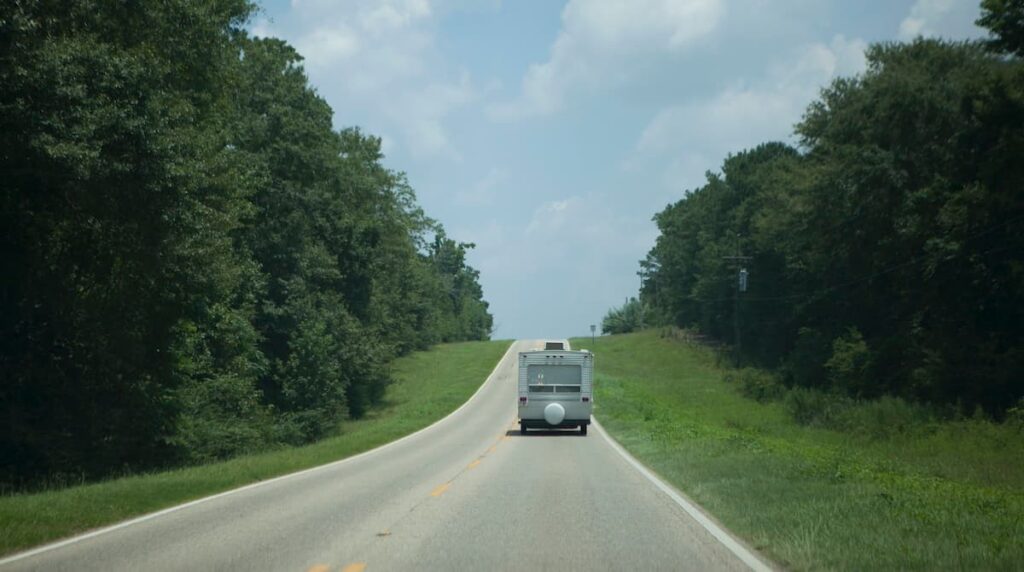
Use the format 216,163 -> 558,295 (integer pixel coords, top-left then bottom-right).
307,565 -> 330,572
487,445 -> 497,454
430,482 -> 451,497
467,459 -> 481,469
341,563 -> 367,572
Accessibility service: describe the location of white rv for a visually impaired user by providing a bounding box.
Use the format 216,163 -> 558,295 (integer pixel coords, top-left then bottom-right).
518,346 -> 594,435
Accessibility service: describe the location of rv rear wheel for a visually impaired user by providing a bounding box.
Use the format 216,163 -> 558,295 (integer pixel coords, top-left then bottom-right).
520,424 -> 527,435
580,424 -> 588,435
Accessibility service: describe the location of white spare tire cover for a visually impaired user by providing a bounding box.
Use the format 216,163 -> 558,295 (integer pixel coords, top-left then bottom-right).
544,402 -> 566,425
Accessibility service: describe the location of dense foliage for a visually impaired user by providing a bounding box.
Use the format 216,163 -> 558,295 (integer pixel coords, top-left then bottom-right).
0,1 -> 492,487
638,7 -> 1024,416
601,297 -> 647,335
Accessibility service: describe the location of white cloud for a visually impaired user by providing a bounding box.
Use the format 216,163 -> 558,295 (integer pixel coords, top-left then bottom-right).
291,0 -> 432,88
259,0 -> 476,161
453,219 -> 506,259
526,197 -> 584,237
898,0 -> 986,40
460,193 -> 659,337
360,0 -> 431,34
294,25 -> 360,65
521,196 -> 655,262
249,17 -> 274,39
392,71 -> 478,160
792,34 -> 868,80
631,35 -> 867,193
467,195 -> 652,276
378,133 -> 397,156
456,167 -> 507,205
489,0 -> 724,119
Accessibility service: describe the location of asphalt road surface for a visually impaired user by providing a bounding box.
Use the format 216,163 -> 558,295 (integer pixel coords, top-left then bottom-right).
1,340 -> 771,572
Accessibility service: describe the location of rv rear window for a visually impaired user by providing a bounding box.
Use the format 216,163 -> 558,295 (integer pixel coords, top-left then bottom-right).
527,364 -> 581,385
555,385 -> 581,393
528,385 -> 555,393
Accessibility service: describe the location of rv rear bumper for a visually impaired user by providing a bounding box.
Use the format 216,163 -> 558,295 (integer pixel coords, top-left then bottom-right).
519,418 -> 590,429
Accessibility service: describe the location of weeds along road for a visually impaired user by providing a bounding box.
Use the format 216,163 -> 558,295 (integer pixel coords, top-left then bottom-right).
1,340 -> 768,572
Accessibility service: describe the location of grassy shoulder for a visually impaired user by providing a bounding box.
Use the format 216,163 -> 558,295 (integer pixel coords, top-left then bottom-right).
0,339 -> 511,557
572,331 -> 1023,571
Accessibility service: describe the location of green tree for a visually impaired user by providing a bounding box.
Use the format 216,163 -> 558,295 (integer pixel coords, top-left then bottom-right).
602,298 -> 646,335
638,34 -> 1024,416
978,0 -> 1024,56
0,0 -> 262,483
797,39 -> 1024,411
1,2 -> 493,487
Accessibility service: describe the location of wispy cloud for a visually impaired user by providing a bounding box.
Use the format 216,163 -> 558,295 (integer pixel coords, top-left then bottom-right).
898,0 -> 985,40
629,34 -> 868,192
488,0 -> 724,120
459,193 -> 659,337
257,0 -> 477,161
456,167 -> 507,206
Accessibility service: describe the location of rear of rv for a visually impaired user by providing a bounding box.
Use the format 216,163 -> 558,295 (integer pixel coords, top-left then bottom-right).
517,349 -> 593,434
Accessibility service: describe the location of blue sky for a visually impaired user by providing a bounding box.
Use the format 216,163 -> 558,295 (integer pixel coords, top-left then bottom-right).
250,0 -> 986,340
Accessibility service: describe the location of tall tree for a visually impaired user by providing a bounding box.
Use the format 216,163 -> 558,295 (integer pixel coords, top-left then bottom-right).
639,35 -> 1024,415
978,0 -> 1024,56
0,0 -> 260,480
1,2 -> 493,487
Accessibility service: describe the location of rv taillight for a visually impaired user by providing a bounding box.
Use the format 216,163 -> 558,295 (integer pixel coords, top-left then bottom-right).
582,396 -> 590,402
519,396 -> 527,404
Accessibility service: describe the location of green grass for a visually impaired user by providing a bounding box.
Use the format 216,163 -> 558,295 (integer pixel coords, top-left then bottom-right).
573,331 -> 1024,571
0,339 -> 511,557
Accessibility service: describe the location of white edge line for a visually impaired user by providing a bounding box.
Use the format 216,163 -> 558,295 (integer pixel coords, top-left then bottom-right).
593,418 -> 774,572
0,340 -> 520,567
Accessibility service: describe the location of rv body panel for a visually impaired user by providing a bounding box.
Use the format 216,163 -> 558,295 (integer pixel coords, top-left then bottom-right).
517,348 -> 593,432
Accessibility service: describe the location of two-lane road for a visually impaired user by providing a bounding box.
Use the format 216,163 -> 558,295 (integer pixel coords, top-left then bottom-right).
1,340 -> 770,571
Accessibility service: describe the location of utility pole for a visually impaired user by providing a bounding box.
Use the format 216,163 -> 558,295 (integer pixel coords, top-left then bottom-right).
636,269 -> 645,330
723,233 -> 751,364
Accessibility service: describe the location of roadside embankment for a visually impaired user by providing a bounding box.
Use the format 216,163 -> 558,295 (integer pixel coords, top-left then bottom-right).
0,339 -> 511,557
573,331 -> 1023,571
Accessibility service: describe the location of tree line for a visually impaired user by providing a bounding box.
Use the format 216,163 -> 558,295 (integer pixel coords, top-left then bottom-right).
0,1 -> 492,488
632,1 -> 1024,417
